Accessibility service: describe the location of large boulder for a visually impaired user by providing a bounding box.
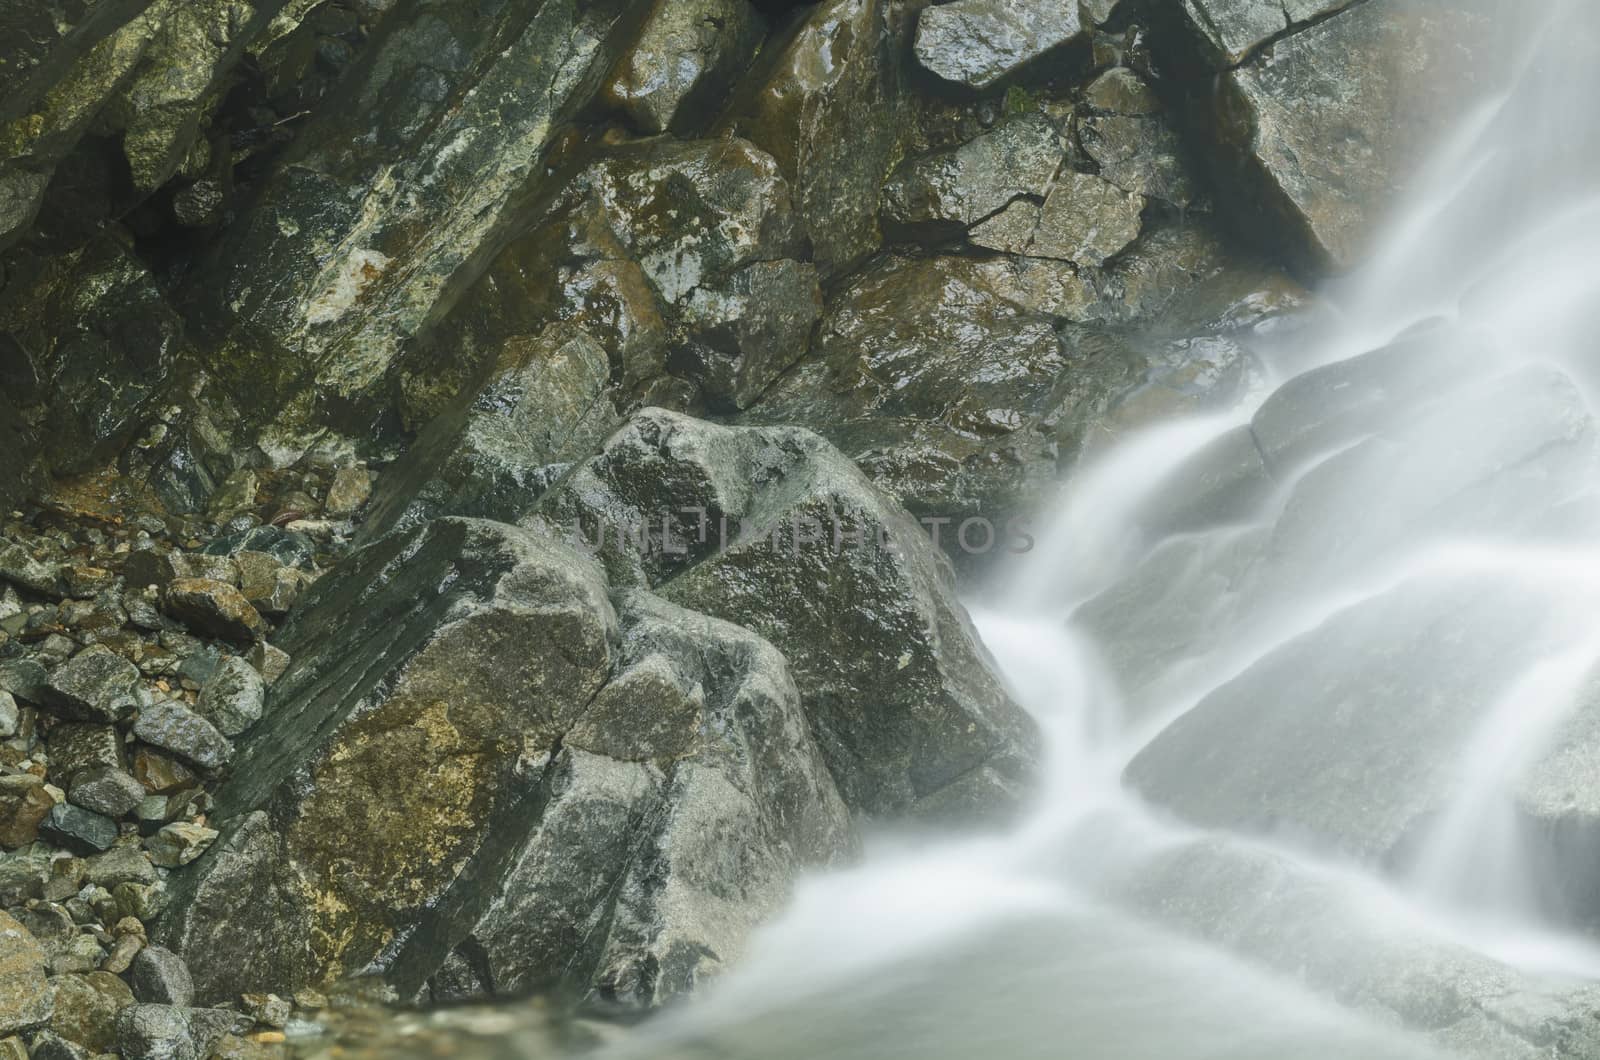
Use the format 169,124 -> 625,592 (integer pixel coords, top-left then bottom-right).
1173,0 -> 1360,69
162,518 -> 617,998
395,590 -> 854,1006
534,408 -> 1039,817
160,516 -> 855,1009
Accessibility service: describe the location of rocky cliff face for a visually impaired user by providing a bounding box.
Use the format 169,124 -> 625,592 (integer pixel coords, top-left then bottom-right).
0,0 -> 1499,1052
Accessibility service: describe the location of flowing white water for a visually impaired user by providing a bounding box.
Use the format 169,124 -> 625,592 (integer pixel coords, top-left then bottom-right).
599,3 -> 1600,1057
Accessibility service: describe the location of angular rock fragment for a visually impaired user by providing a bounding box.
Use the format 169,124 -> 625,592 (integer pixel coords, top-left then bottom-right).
132,702 -> 232,770
914,0 -> 1085,89
167,519 -> 618,997
0,910 -> 52,1034
161,579 -> 265,642
969,172 -> 1145,266
40,804 -> 119,856
883,114 -> 1063,230
44,646 -> 141,723
194,657 -> 264,738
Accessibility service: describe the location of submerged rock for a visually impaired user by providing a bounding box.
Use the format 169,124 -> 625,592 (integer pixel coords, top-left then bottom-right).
0,910 -> 52,1033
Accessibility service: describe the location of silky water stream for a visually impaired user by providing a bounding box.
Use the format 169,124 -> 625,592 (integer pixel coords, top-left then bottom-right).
594,3 -> 1600,1057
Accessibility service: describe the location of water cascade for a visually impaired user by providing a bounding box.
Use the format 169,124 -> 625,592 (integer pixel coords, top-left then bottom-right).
600,2 -> 1600,1057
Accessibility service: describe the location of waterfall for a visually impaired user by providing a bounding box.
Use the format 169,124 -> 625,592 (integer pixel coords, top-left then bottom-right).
599,3 -> 1600,1057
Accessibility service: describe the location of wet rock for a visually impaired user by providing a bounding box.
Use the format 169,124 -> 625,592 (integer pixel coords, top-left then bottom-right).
47,970 -> 133,1053
234,553 -> 309,619
969,172 -> 1144,266
167,519 -> 617,998
0,658 -> 50,705
0,6 -> 166,250
46,724 -> 124,783
0,912 -> 50,1034
0,691 -> 15,738
1176,0 -> 1359,68
68,767 -> 147,819
40,803 -> 119,855
538,409 -> 1039,816
199,0 -> 654,413
131,946 -> 195,1007
131,701 -> 232,770
914,0 -> 1086,89
735,0 -> 907,275
200,527 -> 315,571
674,257 -> 823,409
738,253 -> 1139,526
883,114 -> 1063,230
115,1003 -> 234,1060
533,137 -> 816,409
604,0 -> 764,134
194,657 -> 264,738
0,231 -> 191,478
321,468 -> 372,519
160,579 -> 265,642
1206,1 -> 1491,271
239,993 -> 290,1029
396,590 -> 853,1005
1078,72 -> 1196,206
85,843 -> 158,890
171,180 -> 224,228
145,823 -> 218,868
246,643 -> 290,686
132,751 -> 196,796
359,325 -> 618,545
43,646 -> 142,723
0,776 -> 54,849
0,541 -> 62,597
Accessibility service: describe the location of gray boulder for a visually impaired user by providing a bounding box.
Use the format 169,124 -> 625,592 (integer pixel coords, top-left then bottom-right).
115,1004 -> 235,1060
194,656 -> 265,738
1174,0 -> 1359,68
882,114 -> 1064,230
130,946 -> 195,1007
397,590 -> 854,1007
535,409 -> 1039,817
43,646 -> 141,723
166,519 -> 619,998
